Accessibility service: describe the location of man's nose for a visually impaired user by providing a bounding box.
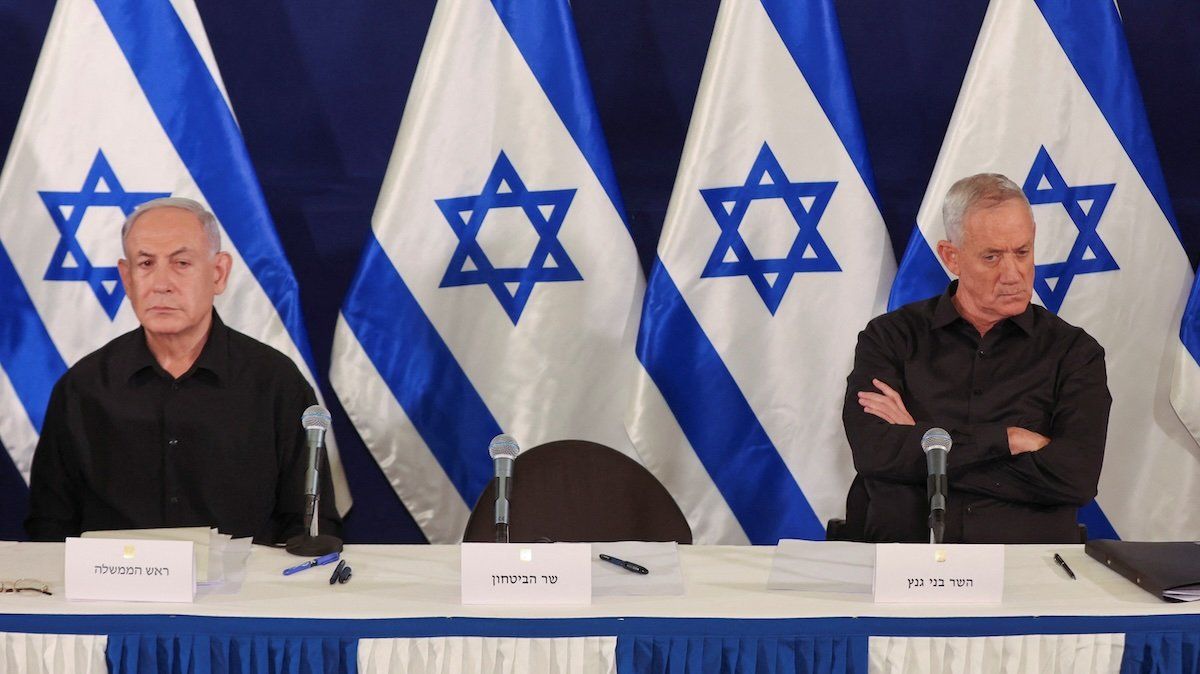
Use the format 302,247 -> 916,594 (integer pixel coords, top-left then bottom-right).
998,254 -> 1023,282
150,266 -> 172,293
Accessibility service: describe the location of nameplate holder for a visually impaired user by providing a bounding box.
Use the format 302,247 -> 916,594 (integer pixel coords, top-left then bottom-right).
65,537 -> 195,603
461,542 -> 591,605
874,543 -> 1004,603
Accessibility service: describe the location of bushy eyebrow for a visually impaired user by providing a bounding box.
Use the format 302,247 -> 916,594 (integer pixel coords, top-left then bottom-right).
135,246 -> 194,259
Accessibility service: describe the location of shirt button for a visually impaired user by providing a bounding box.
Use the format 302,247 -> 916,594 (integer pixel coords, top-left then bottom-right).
167,438 -> 179,447
171,381 -> 180,391
973,389 -> 983,395
977,350 -> 985,357
966,506 -> 973,514
169,496 -> 179,504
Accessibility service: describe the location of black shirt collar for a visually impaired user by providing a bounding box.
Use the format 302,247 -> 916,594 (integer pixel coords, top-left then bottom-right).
933,280 -> 1035,336
114,310 -> 231,385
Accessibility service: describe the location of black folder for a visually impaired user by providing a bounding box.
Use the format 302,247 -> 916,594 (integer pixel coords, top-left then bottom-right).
1085,539 -> 1200,602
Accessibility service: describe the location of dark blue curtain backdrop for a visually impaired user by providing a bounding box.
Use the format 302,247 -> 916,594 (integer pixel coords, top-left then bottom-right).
1,1 -> 1197,542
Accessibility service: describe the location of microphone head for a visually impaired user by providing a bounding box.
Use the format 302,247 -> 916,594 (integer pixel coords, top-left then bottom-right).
488,434 -> 520,460
921,427 -> 952,454
301,405 -> 332,432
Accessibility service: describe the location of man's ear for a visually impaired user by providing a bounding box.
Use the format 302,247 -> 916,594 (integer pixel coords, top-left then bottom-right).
936,240 -> 960,277
212,251 -> 233,295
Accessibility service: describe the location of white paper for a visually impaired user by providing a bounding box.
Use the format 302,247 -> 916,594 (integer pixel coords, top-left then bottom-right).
65,537 -> 195,603
84,526 -> 213,582
874,544 -> 1004,604
592,541 -> 684,597
768,539 -> 874,594
461,543 -> 591,605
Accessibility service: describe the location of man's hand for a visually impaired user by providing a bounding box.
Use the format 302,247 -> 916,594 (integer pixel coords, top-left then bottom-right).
1007,427 -> 1050,455
857,378 -> 915,425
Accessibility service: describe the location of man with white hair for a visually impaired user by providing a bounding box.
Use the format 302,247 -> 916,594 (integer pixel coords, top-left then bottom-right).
26,197 -> 341,543
842,173 -> 1111,543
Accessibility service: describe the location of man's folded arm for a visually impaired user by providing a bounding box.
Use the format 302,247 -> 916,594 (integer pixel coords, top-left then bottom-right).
844,322 -> 1011,482
955,335 -> 1110,506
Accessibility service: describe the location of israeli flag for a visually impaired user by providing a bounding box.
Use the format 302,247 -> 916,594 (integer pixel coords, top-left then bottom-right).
0,0 -> 351,514
629,0 -> 895,544
330,0 -> 644,543
892,0 -> 1199,539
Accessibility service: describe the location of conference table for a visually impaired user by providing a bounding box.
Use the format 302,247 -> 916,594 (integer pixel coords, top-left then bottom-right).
1,542 -> 1198,673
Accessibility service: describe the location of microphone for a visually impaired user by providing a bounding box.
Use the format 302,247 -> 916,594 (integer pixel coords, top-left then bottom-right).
302,405 -> 331,530
489,434 -> 519,543
286,405 -> 343,556
921,427 -> 952,544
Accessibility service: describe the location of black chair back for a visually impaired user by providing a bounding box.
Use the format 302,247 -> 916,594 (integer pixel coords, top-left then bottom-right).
462,439 -> 693,544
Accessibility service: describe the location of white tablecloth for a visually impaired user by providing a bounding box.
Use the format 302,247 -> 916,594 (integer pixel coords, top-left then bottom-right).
1,542 -> 1197,673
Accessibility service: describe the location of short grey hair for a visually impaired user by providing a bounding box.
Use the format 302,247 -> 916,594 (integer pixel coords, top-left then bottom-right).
121,197 -> 221,255
941,173 -> 1031,244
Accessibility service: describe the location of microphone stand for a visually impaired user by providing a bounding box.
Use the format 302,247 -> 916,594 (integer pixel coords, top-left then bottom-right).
286,430 -> 343,557
928,473 -> 946,544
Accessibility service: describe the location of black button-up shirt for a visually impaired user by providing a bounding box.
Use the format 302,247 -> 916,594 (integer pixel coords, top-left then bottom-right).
26,311 -> 341,544
842,282 -> 1111,543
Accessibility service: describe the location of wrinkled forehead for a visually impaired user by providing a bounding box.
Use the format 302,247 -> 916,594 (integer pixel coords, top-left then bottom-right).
962,197 -> 1035,243
123,206 -> 211,253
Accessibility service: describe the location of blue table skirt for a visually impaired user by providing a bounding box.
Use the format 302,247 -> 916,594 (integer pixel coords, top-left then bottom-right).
2,613 -> 1198,674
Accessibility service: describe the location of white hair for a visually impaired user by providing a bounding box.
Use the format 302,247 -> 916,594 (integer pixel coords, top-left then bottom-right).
121,197 -> 221,254
941,173 -> 1031,244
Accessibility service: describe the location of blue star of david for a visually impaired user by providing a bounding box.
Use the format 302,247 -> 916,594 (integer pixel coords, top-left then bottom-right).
1021,146 -> 1118,314
39,150 -> 171,319
436,151 -> 582,324
699,142 -> 840,314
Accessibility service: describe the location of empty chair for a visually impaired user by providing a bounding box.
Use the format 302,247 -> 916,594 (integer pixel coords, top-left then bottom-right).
462,439 -> 693,544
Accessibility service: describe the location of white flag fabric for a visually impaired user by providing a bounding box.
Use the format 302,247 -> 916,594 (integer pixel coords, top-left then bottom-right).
331,0 -> 644,543
0,0 -> 350,514
630,0 -> 895,544
891,0 -> 1199,540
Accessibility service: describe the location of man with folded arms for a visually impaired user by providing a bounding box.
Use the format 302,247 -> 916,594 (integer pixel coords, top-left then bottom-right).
843,173 -> 1111,543
26,197 -> 339,543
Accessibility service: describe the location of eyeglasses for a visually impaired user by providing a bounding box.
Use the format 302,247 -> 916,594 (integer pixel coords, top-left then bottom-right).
0,579 -> 52,595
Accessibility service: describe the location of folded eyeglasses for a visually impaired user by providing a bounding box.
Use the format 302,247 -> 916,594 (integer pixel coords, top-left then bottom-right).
0,579 -> 52,595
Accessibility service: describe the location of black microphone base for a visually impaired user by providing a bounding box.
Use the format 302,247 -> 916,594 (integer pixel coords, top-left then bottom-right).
285,534 -> 344,557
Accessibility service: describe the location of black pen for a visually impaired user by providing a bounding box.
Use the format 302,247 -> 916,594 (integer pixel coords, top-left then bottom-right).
599,553 -> 649,575
1053,553 -> 1076,580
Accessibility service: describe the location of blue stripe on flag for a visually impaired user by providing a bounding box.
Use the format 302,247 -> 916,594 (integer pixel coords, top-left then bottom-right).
1077,500 -> 1118,541
637,261 -> 823,543
491,0 -> 629,227
95,0 -> 318,376
1037,0 -> 1200,368
340,233 -> 498,504
1036,0 -> 1180,541
1034,0 -> 1179,239
0,242 -> 67,433
888,227 -> 948,310
760,0 -> 882,210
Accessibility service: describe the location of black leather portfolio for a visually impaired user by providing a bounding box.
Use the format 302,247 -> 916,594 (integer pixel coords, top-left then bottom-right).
1085,539 -> 1200,602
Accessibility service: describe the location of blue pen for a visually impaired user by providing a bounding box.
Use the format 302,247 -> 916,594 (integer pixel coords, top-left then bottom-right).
283,552 -> 340,576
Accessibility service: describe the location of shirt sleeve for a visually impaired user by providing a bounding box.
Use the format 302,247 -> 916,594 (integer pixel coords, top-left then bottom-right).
25,377 -> 83,541
271,369 -> 343,544
954,331 -> 1111,506
842,316 -> 1013,485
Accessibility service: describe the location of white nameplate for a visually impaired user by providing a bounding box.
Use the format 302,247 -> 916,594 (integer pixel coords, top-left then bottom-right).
461,542 -> 591,605
874,544 -> 1004,603
65,537 -> 195,603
